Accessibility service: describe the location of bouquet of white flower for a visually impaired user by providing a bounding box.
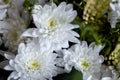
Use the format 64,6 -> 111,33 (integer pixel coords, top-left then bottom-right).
0,0 -> 120,80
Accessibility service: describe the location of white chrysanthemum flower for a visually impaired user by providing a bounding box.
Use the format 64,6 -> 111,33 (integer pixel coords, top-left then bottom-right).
108,0 -> 120,28
0,0 -> 29,52
62,41 -> 104,80
21,2 -> 80,50
0,19 -> 26,52
4,41 -> 60,80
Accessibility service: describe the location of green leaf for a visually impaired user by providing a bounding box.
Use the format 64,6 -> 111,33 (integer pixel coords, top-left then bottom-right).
54,69 -> 83,80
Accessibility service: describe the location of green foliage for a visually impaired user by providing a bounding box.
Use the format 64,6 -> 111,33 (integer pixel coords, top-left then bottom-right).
74,17 -> 119,55
54,69 -> 83,80
23,0 -> 38,12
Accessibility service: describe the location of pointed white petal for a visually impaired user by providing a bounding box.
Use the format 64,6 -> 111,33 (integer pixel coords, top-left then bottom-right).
4,65 -> 14,70
4,53 -> 15,60
21,28 -> 39,38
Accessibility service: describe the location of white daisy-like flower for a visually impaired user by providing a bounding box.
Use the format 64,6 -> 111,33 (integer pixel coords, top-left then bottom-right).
62,41 -> 104,80
108,0 -> 120,28
0,0 -> 29,52
4,40 -> 60,80
0,19 -> 26,52
21,2 -> 80,50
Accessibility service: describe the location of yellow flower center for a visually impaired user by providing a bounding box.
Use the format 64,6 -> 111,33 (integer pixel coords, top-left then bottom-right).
81,60 -> 90,70
28,60 -> 39,69
49,19 -> 55,29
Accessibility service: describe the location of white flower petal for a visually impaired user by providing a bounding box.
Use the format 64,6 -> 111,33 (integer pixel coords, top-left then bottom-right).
67,30 -> 80,37
65,64 -> 72,73
4,53 -> 15,60
4,65 -> 14,70
66,33 -> 80,43
101,77 -> 112,80
18,43 -> 26,54
21,28 -> 39,38
8,71 -> 19,80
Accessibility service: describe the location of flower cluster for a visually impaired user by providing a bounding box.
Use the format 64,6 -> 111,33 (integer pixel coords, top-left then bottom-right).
0,0 -> 119,80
